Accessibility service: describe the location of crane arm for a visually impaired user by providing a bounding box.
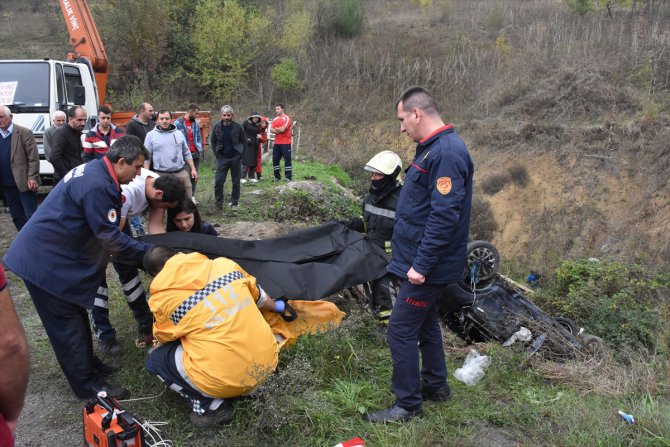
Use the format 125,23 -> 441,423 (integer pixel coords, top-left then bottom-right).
59,0 -> 108,104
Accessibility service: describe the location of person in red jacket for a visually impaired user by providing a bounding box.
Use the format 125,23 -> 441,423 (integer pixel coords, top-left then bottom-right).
270,104 -> 292,181
83,106 -> 125,162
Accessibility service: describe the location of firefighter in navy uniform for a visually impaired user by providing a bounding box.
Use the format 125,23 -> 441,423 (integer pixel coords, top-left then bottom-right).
364,87 -> 473,423
3,136 -> 151,400
341,151 -> 403,322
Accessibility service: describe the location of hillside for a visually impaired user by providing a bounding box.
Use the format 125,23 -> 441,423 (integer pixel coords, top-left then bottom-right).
1,0 -> 668,272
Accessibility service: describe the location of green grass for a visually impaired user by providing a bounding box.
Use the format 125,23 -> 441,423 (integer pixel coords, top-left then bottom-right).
193,156 -> 361,225
55,282 -> 667,447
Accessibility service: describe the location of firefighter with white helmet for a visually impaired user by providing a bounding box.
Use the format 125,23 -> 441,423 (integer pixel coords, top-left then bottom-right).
340,150 -> 403,322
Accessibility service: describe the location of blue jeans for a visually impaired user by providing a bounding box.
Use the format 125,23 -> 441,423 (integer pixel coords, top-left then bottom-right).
387,280 -> 447,410
3,186 -> 37,231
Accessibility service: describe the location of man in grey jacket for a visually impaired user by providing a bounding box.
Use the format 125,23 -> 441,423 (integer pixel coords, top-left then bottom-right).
144,110 -> 198,200
43,110 -> 66,161
211,105 -> 245,211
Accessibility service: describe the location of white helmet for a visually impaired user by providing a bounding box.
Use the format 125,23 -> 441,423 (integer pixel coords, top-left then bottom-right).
364,150 -> 402,176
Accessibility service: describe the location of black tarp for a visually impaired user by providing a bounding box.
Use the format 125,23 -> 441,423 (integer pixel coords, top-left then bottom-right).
139,222 -> 389,301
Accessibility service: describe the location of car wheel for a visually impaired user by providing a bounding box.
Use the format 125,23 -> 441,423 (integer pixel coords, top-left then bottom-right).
554,317 -> 578,335
464,240 -> 500,282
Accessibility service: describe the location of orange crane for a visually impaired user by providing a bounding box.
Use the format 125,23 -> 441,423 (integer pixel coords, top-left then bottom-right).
58,0 -> 109,105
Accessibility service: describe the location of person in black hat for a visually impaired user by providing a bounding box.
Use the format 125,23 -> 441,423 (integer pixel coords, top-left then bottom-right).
241,112 -> 263,184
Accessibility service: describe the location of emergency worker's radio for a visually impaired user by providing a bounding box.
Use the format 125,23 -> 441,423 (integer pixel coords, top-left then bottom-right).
83,392 -> 145,447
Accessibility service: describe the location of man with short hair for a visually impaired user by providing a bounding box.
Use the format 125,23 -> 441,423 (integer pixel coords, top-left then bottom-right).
270,104 -> 292,182
125,103 -> 156,143
83,105 -> 125,162
0,106 -> 40,231
91,171 -> 185,355
3,135 -> 152,400
211,105 -> 245,211
174,105 -> 203,200
50,106 -> 86,183
364,86 -> 474,423
43,110 -> 66,161
144,110 -> 198,200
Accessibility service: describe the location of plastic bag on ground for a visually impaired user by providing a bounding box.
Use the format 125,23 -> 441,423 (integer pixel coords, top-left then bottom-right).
454,349 -> 491,386
502,327 -> 532,347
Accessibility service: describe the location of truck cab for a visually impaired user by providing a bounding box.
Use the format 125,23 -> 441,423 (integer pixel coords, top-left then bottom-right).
0,59 -> 98,184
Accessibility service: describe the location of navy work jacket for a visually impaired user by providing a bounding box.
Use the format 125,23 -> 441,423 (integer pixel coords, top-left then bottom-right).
388,125 -> 474,284
4,158 -> 148,306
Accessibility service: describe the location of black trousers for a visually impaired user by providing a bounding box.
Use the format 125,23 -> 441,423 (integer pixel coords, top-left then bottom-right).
214,155 -> 241,207
24,280 -> 104,397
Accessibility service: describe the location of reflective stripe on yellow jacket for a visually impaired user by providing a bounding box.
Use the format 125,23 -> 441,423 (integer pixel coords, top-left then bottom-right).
149,252 -> 278,398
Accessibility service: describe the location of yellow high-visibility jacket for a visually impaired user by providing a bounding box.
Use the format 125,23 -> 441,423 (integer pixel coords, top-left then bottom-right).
149,252 -> 279,398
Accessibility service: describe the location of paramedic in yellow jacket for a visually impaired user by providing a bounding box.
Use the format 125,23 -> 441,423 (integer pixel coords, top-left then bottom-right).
143,246 -> 286,427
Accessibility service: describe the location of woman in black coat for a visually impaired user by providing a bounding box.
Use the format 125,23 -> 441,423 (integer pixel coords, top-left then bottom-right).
241,112 -> 262,183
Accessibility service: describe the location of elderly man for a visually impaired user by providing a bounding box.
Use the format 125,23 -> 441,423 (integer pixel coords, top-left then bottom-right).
174,104 -> 203,201
125,102 -> 156,143
211,105 -> 245,211
144,110 -> 198,200
83,105 -> 125,162
50,106 -> 86,183
43,110 -> 66,161
0,106 -> 40,230
364,86 -> 474,423
4,136 -> 152,400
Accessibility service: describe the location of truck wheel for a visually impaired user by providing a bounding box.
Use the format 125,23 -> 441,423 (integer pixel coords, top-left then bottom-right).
464,240 -> 500,282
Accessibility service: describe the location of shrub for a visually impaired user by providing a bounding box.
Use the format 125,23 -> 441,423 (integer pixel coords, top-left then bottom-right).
535,259 -> 670,353
470,195 -> 498,241
333,0 -> 364,37
508,164 -> 529,187
481,173 -> 508,195
271,58 -> 302,93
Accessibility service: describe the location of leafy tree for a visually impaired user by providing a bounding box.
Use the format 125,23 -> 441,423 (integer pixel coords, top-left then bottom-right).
564,0 -> 595,14
271,58 -> 302,92
280,10 -> 315,62
94,0 -> 171,94
334,0 -> 364,37
192,0 -> 270,98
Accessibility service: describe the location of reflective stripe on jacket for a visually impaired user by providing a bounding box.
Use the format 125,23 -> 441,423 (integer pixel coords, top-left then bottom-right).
149,252 -> 279,398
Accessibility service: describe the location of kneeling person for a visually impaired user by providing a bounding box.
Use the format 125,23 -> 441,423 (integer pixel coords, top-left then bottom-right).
143,247 -> 284,426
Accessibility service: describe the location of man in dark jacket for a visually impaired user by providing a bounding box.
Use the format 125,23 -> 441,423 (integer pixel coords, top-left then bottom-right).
125,103 -> 156,143
210,105 -> 245,211
342,150 -> 402,322
50,106 -> 86,183
3,136 -> 152,400
365,86 -> 474,423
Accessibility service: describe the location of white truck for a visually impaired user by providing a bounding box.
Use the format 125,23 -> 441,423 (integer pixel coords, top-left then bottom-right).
0,59 -> 100,184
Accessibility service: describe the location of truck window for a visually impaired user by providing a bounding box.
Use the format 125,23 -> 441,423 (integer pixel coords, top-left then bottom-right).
0,61 -> 49,112
55,64 -> 66,109
63,65 -> 83,105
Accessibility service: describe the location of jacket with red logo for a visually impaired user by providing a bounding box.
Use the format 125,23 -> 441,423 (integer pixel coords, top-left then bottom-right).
388,125 -> 473,284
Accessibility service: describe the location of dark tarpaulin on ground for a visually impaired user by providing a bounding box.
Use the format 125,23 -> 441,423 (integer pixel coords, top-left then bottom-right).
139,222 -> 389,301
